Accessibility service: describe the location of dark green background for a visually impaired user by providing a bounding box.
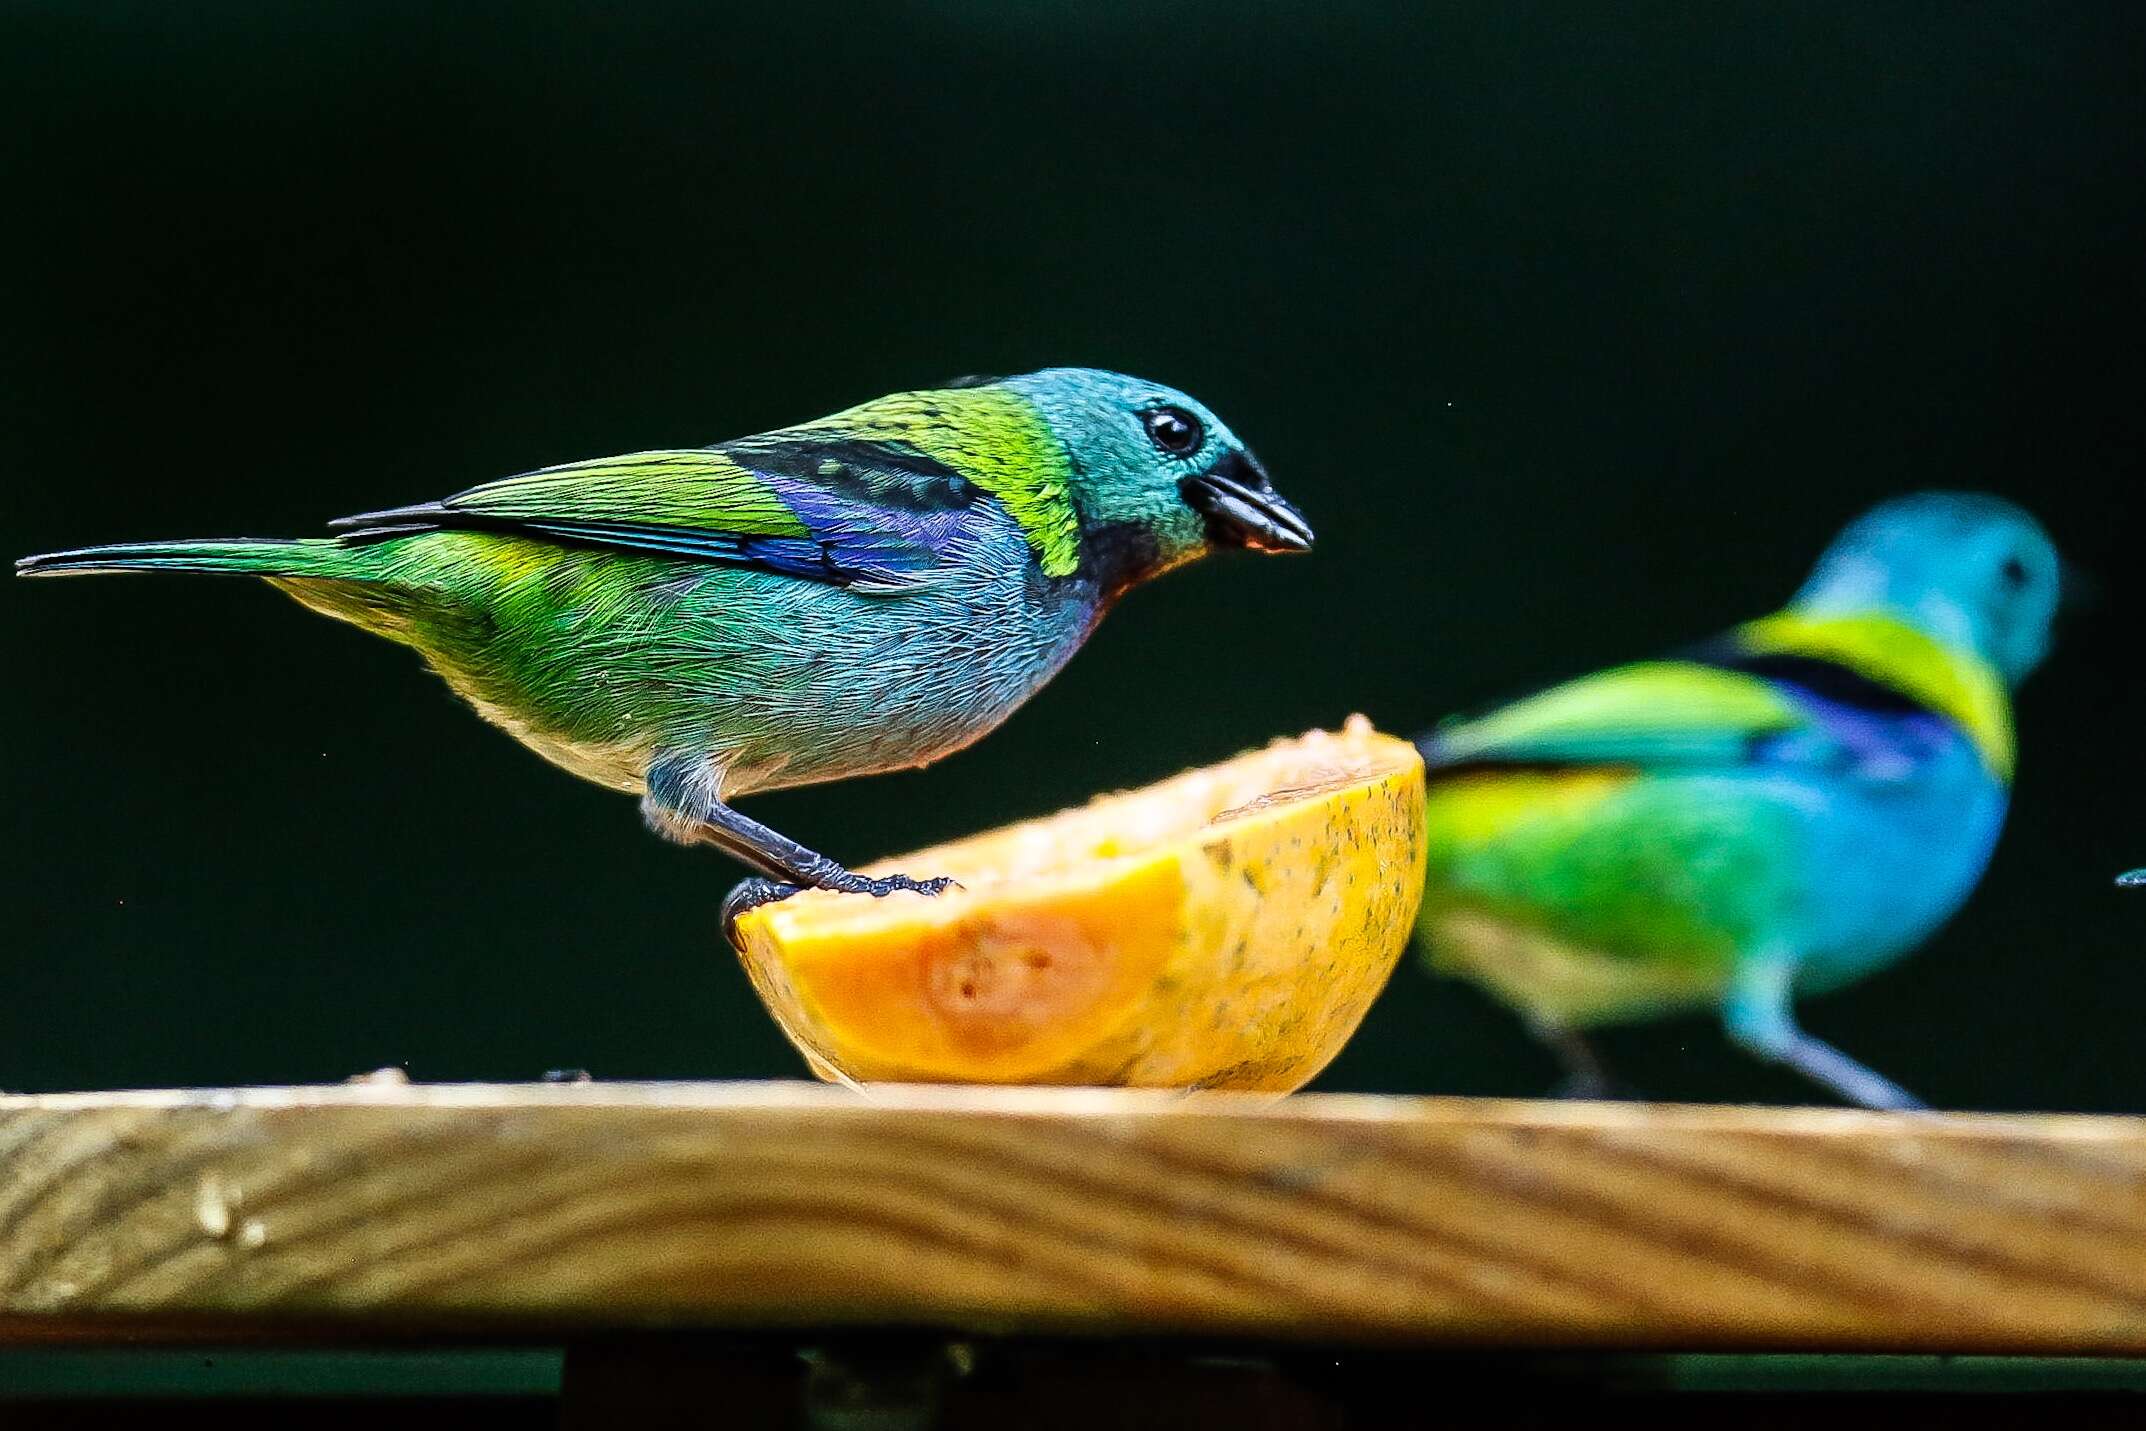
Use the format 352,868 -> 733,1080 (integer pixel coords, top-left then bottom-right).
4,2 -> 2141,1110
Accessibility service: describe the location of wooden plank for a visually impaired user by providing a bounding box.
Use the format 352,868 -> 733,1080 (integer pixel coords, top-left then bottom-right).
2,1082 -> 2144,1353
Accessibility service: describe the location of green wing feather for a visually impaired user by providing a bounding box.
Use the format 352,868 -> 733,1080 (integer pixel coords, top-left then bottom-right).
341,450 -> 810,538
1426,661 -> 1808,771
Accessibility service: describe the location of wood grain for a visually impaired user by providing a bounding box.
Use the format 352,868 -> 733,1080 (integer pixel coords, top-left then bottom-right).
2,1082 -> 2144,1352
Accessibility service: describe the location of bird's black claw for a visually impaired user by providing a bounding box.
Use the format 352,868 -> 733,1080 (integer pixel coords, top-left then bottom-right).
722,878 -> 805,948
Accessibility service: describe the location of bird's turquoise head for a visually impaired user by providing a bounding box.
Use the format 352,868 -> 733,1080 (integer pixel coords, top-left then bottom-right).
996,367 -> 1312,589
1792,492 -> 2061,685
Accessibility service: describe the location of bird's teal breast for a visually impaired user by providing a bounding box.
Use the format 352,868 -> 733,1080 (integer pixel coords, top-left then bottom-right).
664,518 -> 1102,796
1791,730 -> 2008,993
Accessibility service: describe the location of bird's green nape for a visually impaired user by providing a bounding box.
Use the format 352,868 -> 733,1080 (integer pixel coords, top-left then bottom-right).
403,450 -> 813,537
1741,610 -> 2015,779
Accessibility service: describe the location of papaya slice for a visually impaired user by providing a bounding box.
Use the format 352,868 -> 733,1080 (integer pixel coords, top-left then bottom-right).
731,717 -> 1426,1091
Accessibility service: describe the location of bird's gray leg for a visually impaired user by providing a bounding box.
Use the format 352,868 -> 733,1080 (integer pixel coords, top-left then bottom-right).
1722,956 -> 1927,1111
1530,1017 -> 1623,1100
642,756 -> 956,941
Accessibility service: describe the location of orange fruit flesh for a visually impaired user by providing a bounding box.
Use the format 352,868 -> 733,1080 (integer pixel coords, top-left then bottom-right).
733,718 -> 1427,1091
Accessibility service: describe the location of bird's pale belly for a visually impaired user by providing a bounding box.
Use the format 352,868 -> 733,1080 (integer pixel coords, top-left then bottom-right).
1426,907 -> 1734,1025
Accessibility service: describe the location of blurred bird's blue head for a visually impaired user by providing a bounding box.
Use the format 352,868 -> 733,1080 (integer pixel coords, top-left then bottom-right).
1792,492 -> 2061,685
1000,368 -> 1313,583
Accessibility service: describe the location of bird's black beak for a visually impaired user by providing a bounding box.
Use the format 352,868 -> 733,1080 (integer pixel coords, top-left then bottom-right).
1179,450 -> 1314,554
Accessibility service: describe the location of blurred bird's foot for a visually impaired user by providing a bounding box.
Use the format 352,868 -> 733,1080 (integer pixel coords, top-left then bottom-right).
1772,1035 -> 1926,1111
1549,1070 -> 1641,1102
1549,1070 -> 1606,1100
1532,1020 -> 1633,1101
1724,957 -> 1928,1111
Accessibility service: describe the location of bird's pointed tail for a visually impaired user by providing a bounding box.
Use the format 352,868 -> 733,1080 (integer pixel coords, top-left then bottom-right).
15,537 -> 351,579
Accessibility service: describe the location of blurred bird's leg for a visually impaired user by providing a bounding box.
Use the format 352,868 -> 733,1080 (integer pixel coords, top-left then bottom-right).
1723,956 -> 1927,1111
642,756 -> 956,939
1530,1017 -> 1622,1100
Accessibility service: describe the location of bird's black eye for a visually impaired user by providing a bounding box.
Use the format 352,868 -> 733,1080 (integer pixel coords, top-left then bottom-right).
1140,406 -> 1204,458
1999,555 -> 2030,589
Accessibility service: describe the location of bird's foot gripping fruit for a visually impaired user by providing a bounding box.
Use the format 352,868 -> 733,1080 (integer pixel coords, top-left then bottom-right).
729,718 -> 1426,1092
